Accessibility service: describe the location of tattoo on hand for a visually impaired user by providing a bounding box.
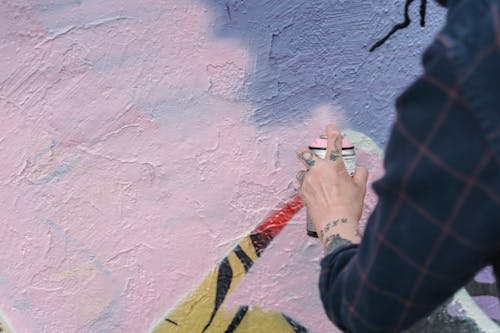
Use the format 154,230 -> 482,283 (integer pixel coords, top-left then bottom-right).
299,151 -> 316,167
319,218 -> 348,242
329,137 -> 342,161
324,234 -> 351,254
296,170 -> 306,185
329,152 -> 340,161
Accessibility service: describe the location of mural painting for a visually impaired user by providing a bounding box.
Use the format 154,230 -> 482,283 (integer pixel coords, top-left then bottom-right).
0,1 -> 498,332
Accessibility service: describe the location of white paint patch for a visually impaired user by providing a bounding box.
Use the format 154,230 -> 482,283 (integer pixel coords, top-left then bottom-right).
451,289 -> 499,333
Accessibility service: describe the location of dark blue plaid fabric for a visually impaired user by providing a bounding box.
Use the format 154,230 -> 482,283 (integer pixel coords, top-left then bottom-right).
319,0 -> 500,332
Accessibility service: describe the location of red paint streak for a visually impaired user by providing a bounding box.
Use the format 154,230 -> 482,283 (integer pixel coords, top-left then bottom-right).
253,196 -> 304,238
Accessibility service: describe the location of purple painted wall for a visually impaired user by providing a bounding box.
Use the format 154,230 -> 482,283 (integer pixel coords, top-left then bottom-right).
1,1 -> 498,332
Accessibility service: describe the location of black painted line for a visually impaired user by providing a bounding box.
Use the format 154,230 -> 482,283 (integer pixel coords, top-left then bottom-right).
164,318 -> 178,326
224,305 -> 249,333
202,257 -> 233,333
233,245 -> 254,272
249,233 -> 273,257
282,313 -> 309,333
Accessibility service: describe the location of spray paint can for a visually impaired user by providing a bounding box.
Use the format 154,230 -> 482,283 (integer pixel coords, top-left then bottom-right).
306,133 -> 357,238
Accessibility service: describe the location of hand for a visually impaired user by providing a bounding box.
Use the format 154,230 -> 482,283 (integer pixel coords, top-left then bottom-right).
296,124 -> 369,252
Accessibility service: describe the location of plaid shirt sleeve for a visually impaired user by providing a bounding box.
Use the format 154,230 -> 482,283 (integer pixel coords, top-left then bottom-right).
319,1 -> 500,332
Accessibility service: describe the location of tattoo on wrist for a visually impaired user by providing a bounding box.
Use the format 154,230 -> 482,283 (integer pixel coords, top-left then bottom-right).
324,234 -> 351,254
319,218 -> 348,242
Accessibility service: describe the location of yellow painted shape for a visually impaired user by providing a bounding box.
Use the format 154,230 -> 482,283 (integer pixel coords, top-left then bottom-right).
0,312 -> 15,333
0,323 -> 13,333
152,236 -> 257,333
154,304 -> 301,333
232,306 -> 299,333
238,236 -> 259,263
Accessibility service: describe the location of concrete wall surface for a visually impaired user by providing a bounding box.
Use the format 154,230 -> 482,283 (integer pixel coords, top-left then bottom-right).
0,0 -> 498,332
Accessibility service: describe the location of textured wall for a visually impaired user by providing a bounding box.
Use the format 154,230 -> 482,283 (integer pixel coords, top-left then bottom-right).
0,0 -> 498,332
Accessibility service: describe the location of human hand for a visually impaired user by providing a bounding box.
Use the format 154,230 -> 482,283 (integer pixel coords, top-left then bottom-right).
296,124 -> 368,252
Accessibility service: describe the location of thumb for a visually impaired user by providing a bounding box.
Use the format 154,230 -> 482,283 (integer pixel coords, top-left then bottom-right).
353,166 -> 369,186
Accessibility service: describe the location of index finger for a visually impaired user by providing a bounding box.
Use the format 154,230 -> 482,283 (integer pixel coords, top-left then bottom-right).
324,124 -> 344,164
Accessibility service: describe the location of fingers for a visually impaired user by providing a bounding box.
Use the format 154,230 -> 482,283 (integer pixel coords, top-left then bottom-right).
296,146 -> 320,169
296,170 -> 306,185
353,166 -> 369,186
324,124 -> 344,164
324,124 -> 338,137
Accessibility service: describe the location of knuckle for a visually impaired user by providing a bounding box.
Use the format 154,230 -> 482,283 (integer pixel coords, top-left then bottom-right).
307,167 -> 319,177
330,130 -> 341,139
358,167 -> 368,176
295,148 -> 307,157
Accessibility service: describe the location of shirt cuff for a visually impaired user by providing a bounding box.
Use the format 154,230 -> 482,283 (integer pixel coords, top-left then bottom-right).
321,243 -> 359,267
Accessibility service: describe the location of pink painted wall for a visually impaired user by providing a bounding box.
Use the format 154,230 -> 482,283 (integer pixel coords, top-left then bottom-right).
2,1 -> 496,332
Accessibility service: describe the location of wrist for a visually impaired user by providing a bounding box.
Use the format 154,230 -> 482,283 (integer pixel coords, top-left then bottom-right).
314,215 -> 359,238
323,233 -> 356,255
315,217 -> 361,255
311,206 -> 360,226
